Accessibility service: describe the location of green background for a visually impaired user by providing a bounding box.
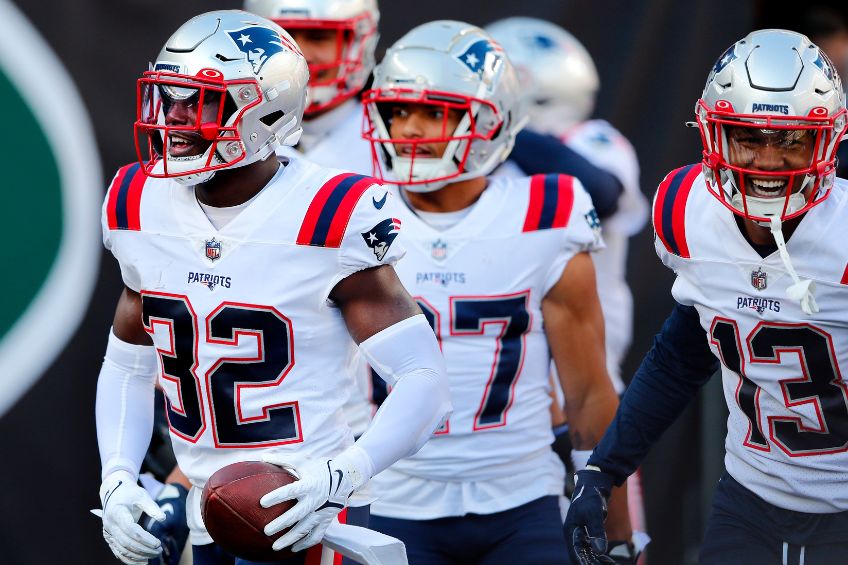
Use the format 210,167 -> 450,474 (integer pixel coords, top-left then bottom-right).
0,69 -> 62,339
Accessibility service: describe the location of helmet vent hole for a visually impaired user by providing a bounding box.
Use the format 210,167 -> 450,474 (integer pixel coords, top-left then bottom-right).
260,110 -> 285,126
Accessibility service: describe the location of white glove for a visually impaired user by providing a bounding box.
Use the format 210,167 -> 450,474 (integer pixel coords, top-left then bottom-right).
259,454 -> 356,552
98,470 -> 166,564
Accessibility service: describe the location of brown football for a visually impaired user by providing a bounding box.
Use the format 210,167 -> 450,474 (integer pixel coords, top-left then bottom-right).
201,461 -> 298,562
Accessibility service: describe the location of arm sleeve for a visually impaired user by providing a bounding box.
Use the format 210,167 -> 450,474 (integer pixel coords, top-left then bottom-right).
510,129 -> 624,219
333,314 -> 451,484
588,303 -> 719,485
96,329 -> 159,479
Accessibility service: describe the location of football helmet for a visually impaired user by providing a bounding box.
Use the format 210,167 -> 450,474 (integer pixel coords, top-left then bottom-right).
244,0 -> 379,116
696,29 -> 847,223
135,10 -> 308,185
363,20 -> 525,192
485,17 -> 599,134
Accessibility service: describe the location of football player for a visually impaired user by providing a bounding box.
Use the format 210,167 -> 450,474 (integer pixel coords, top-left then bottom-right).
486,17 -> 650,555
564,29 -> 848,564
94,10 -> 450,565
360,20 -> 631,564
243,0 -> 378,177
241,1 -> 633,446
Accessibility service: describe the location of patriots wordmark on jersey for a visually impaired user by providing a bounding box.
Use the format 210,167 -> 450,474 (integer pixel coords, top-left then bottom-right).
371,173 -> 604,519
102,157 -> 403,542
655,165 -> 848,513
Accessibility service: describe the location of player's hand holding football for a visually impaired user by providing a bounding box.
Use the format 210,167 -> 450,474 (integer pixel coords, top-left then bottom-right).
98,470 -> 166,565
564,467 -> 616,565
259,453 -> 357,552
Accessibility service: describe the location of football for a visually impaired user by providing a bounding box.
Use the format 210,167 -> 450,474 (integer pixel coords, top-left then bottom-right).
201,461 -> 298,562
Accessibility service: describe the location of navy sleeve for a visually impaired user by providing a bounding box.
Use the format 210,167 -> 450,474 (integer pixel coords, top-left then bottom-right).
588,303 -> 719,485
509,129 -> 624,219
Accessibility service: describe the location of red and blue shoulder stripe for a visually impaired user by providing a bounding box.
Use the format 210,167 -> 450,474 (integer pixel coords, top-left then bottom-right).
653,164 -> 701,258
296,173 -> 377,248
522,174 -> 575,232
106,162 -> 146,231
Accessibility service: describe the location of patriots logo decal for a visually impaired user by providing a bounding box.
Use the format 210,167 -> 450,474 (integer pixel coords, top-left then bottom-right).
227,26 -> 290,74
812,50 -> 836,81
530,34 -> 556,50
456,39 -> 496,75
362,218 -> 401,261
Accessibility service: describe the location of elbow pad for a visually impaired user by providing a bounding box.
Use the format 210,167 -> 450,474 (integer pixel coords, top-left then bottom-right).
96,329 -> 158,479
351,314 -> 451,475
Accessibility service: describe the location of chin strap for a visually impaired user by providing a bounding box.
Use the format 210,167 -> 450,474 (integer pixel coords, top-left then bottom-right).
768,216 -> 818,315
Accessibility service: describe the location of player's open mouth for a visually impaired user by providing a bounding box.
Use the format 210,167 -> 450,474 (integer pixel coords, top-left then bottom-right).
748,177 -> 788,198
399,144 -> 434,158
168,133 -> 206,157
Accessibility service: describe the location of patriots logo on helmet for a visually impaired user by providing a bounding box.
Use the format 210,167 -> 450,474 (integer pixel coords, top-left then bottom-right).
362,218 -> 401,261
227,26 -> 289,74
529,34 -> 556,50
712,45 -> 737,75
456,40 -> 496,76
812,50 -> 836,81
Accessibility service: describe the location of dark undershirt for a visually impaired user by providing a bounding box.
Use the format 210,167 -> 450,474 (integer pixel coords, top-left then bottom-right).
734,215 -> 778,258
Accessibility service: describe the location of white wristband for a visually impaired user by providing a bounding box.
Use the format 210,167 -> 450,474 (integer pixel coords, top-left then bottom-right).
571,449 -> 593,471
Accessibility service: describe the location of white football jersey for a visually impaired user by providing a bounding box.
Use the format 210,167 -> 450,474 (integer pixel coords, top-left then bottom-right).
101,157 -> 404,540
561,120 -> 648,388
371,174 -> 603,519
655,165 -> 848,513
277,99 -> 376,436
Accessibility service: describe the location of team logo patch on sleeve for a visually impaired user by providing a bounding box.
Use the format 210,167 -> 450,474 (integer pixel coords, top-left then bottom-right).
362,218 -> 401,261
584,208 -> 602,242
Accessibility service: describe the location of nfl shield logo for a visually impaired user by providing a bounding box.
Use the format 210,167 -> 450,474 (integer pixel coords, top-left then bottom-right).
205,238 -> 222,262
751,268 -> 767,290
431,239 -> 448,261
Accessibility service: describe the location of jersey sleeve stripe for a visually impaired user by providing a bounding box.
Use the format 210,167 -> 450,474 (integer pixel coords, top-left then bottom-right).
105,167 -> 130,230
107,162 -> 144,231
654,164 -> 699,258
522,175 -> 546,232
551,175 -> 575,229
296,173 -> 374,247
522,174 -> 575,232
124,164 -> 146,231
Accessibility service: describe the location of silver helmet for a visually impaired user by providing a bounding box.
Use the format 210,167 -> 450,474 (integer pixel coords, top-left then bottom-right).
244,0 -> 379,116
363,20 -> 526,192
135,10 -> 308,185
485,17 -> 598,134
696,29 -> 847,222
